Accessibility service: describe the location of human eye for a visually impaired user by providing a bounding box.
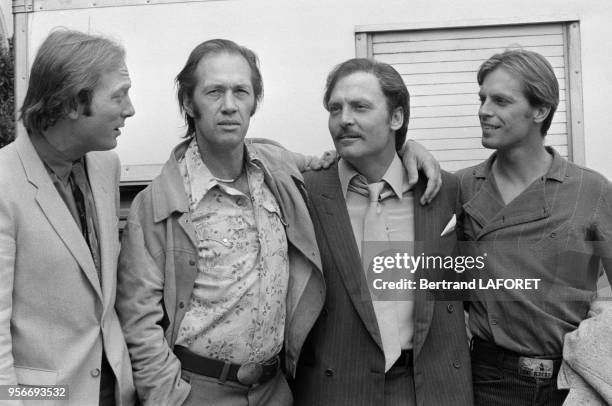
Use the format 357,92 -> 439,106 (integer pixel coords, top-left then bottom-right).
494,97 -> 510,106
351,100 -> 370,111
328,103 -> 341,114
112,90 -> 127,103
234,87 -> 251,98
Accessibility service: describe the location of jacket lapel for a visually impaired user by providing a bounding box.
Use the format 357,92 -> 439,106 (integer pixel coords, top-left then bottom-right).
264,170 -> 322,270
86,152 -> 117,307
310,166 -> 383,351
412,178 -> 438,359
16,135 -> 103,301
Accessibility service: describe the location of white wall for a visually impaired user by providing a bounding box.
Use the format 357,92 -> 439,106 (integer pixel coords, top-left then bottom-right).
23,0 -> 612,178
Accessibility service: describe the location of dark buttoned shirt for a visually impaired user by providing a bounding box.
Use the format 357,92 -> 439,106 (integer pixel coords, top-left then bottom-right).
457,147 -> 612,356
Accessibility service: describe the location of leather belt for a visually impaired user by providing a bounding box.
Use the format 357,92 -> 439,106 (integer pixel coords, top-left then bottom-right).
174,345 -> 279,385
391,349 -> 414,369
471,337 -> 562,379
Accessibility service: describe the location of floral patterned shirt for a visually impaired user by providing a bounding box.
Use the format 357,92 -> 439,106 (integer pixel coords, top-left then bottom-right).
175,139 -> 289,363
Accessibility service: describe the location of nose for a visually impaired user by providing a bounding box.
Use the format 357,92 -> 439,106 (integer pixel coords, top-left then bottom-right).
340,107 -> 354,127
478,98 -> 492,119
221,91 -> 238,114
123,95 -> 135,118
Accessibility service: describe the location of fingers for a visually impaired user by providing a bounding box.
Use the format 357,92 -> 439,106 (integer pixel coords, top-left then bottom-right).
321,150 -> 337,169
308,155 -> 322,170
420,159 -> 442,205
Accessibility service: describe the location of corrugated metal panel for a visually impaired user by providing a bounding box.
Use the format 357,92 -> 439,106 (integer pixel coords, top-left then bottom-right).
371,23 -> 570,172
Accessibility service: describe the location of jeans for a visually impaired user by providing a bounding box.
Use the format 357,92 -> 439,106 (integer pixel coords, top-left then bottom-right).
472,354 -> 568,406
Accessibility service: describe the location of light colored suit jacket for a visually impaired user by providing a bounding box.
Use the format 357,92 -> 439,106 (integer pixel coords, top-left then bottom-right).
293,164 -> 473,405
0,134 -> 135,406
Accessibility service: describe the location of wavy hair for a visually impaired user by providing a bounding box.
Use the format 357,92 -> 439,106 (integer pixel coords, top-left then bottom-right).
20,29 -> 125,134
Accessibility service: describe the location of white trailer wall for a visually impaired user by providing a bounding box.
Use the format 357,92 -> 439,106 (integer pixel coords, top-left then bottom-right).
15,0 -> 612,180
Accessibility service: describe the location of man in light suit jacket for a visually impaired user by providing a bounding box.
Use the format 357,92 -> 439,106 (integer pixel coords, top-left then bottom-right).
0,29 -> 136,406
293,58 -> 473,405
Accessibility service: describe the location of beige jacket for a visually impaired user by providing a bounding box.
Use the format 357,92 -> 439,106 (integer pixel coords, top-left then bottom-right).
0,134 -> 135,406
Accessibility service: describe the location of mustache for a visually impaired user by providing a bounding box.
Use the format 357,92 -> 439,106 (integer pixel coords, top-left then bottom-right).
335,129 -> 363,138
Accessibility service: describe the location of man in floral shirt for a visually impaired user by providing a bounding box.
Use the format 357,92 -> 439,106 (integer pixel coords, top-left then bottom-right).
116,39 -> 438,406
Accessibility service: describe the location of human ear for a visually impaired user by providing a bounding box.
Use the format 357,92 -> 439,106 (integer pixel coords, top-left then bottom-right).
533,105 -> 551,124
390,107 -> 404,131
183,98 -> 194,118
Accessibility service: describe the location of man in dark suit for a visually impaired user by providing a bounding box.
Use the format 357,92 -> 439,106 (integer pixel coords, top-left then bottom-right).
293,58 -> 473,405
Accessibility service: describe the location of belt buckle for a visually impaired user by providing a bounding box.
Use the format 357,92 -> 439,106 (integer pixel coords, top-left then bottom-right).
237,362 -> 264,385
518,357 -> 553,379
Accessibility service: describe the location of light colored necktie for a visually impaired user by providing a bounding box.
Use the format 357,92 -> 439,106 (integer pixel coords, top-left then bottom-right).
363,181 -> 401,372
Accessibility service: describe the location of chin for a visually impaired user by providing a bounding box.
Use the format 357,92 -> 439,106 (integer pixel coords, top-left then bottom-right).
335,143 -> 362,160
336,148 -> 358,163
481,137 -> 498,150
99,140 -> 118,151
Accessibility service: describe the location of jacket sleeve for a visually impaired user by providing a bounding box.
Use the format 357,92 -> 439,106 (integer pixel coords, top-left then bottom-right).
559,300 -> 612,405
0,195 -> 24,406
593,179 -> 612,285
557,362 -> 607,406
116,201 -> 190,406
247,138 -> 317,173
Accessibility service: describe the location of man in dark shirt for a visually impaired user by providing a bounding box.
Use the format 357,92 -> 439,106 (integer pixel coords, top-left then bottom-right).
0,29 -> 136,405
456,49 -> 612,406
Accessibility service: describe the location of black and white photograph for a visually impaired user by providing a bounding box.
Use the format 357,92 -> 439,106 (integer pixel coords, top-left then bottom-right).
0,0 -> 610,405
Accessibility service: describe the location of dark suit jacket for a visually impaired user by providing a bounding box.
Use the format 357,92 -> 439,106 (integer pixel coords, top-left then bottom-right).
292,163 -> 473,406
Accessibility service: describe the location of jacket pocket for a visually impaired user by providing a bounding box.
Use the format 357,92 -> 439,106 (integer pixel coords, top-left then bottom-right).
14,366 -> 58,386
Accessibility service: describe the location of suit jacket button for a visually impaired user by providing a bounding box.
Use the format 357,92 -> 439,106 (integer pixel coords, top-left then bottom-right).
447,304 -> 454,313
189,259 -> 196,266
453,360 -> 461,369
324,369 -> 334,377
179,301 -> 186,309
91,368 -> 101,377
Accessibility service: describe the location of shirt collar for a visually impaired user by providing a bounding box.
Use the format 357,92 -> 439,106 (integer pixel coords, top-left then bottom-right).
474,146 -> 567,183
338,153 -> 408,200
29,131 -> 74,183
183,138 -> 263,205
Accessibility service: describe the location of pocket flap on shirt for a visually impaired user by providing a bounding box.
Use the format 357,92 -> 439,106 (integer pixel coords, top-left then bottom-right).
261,198 -> 281,214
14,366 -> 58,386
